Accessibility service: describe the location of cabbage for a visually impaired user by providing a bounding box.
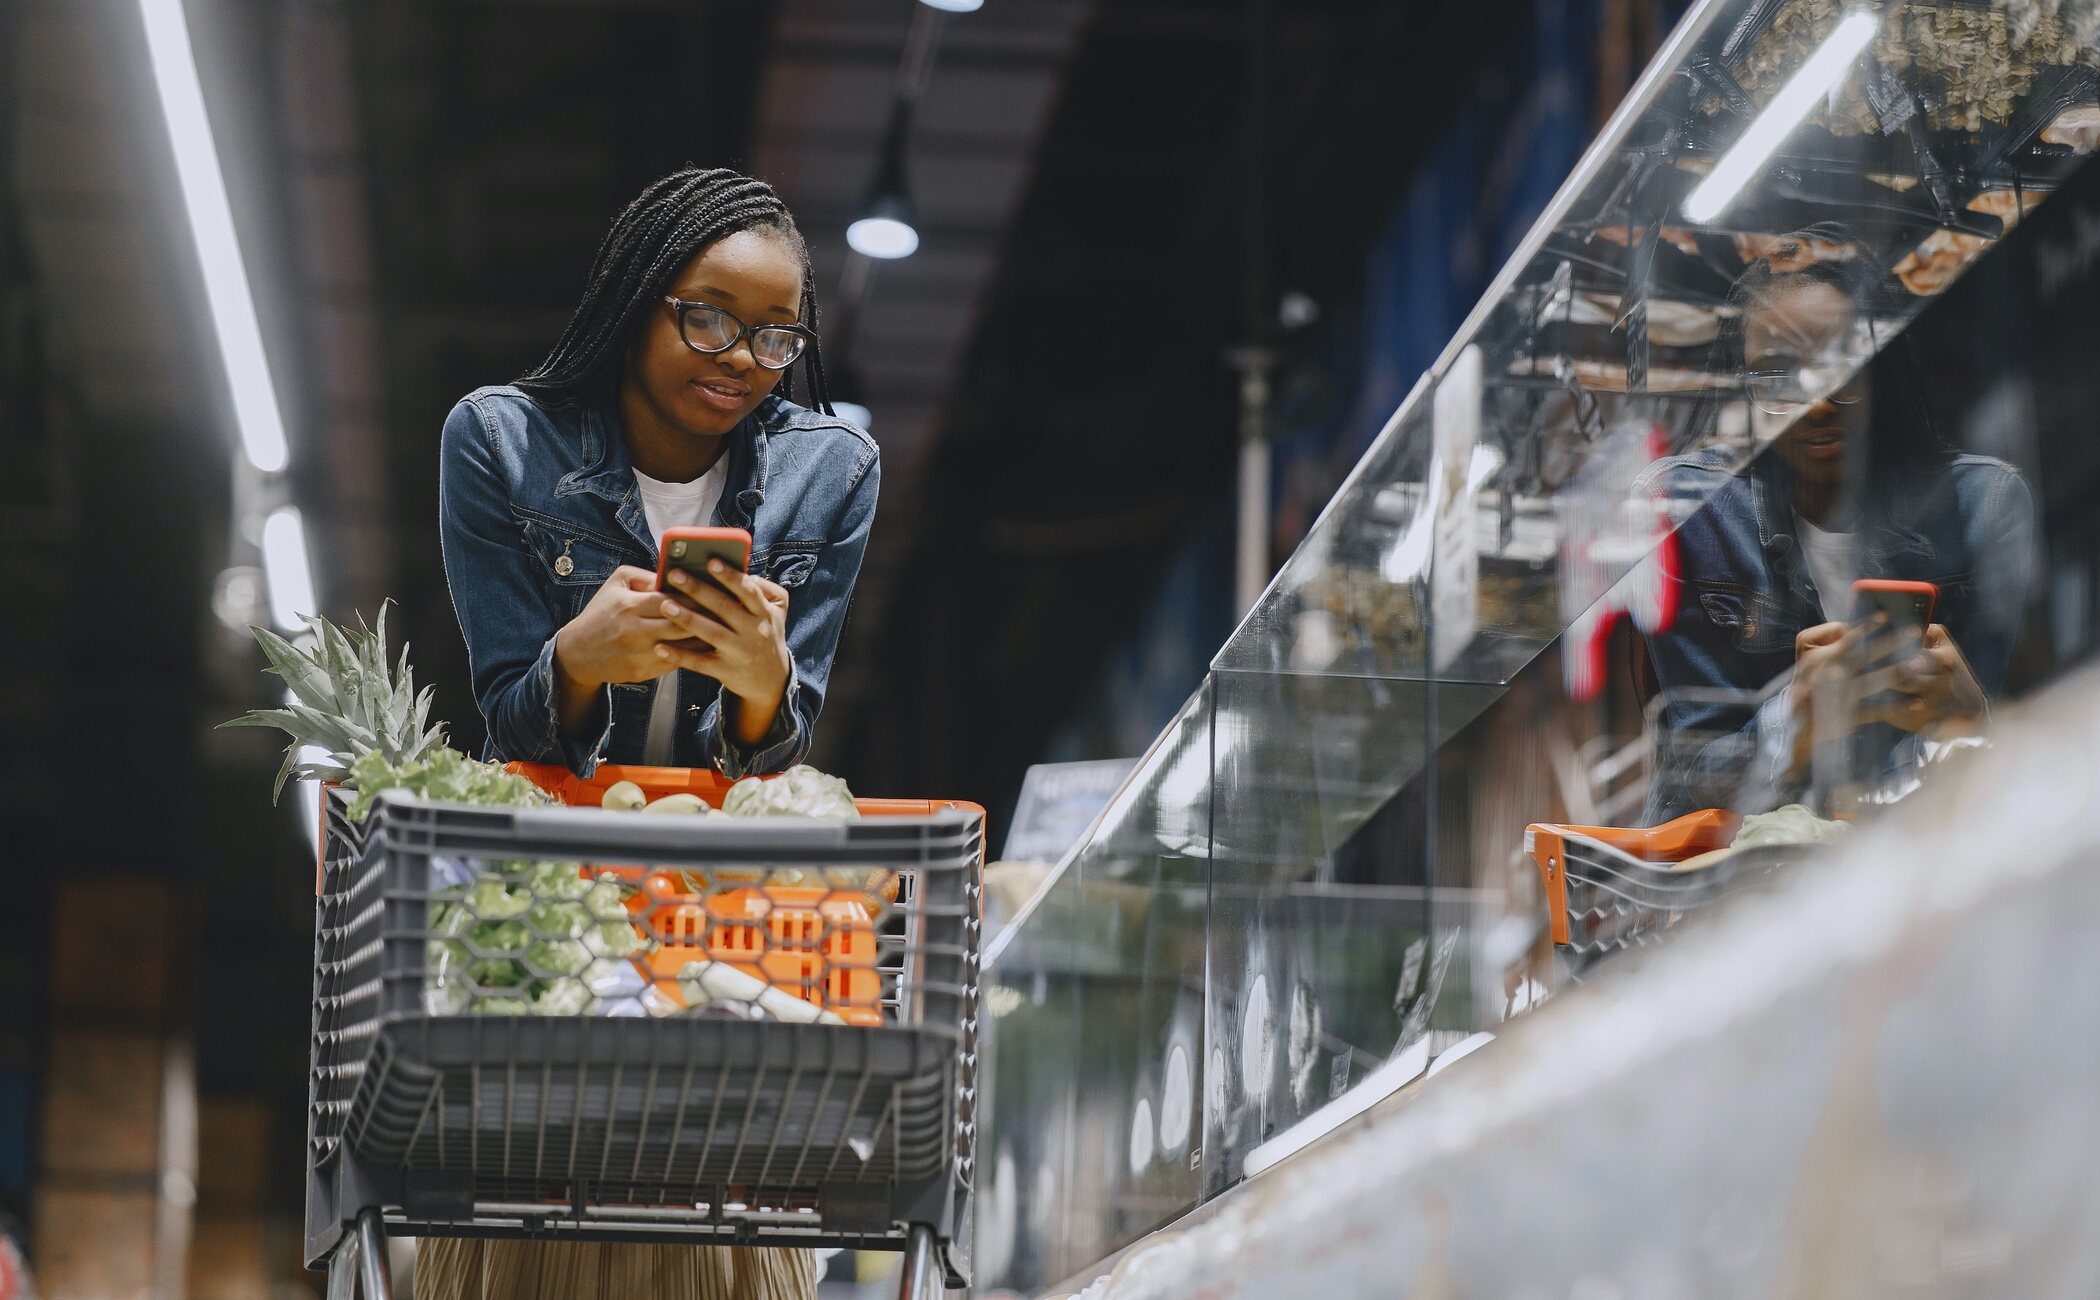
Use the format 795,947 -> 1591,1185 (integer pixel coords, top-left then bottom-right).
1733,804 -> 1851,850
428,862 -> 647,1015
464,878 -> 531,921
530,978 -> 594,1017
721,766 -> 859,819
527,939 -> 593,979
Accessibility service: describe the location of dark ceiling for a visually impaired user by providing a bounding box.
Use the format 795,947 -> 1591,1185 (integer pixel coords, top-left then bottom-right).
832,0 -> 1529,811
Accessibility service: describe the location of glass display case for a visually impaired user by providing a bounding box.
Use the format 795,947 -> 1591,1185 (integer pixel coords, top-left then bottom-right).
978,1 -> 2100,1292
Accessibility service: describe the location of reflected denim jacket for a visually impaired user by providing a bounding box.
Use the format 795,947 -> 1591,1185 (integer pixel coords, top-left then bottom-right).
1638,445 -> 2033,822
439,385 -> 879,778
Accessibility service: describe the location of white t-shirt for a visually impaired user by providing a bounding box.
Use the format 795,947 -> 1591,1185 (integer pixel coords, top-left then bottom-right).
1796,512 -> 1858,622
635,458 -> 730,764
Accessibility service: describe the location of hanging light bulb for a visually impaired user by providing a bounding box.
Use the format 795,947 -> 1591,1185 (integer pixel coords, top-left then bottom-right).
848,104 -> 920,260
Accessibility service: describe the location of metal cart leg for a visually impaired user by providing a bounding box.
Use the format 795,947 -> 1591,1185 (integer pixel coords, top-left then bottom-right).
327,1210 -> 393,1300
897,1223 -> 942,1300
326,1233 -> 356,1300
356,1210 -> 394,1300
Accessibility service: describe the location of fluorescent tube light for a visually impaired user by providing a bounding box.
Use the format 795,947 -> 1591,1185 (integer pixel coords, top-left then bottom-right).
1683,10 -> 1879,224
261,506 -> 317,630
138,0 -> 292,473
920,0 -> 984,11
831,401 -> 872,431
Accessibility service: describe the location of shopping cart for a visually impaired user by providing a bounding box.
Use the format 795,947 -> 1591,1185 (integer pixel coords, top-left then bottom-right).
1525,807 -> 1805,965
304,764 -> 984,1299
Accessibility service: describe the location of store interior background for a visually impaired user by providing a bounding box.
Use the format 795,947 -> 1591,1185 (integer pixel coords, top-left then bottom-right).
6,0 -> 2100,1294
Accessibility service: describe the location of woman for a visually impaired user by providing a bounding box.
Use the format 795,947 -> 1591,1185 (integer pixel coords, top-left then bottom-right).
1640,243 -> 2034,822
430,167 -> 874,1298
441,166 -> 878,781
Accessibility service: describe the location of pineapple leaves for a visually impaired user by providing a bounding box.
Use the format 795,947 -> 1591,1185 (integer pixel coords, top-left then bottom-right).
224,605 -> 529,819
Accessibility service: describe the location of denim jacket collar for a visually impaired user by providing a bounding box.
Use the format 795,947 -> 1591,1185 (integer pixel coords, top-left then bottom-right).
553,389 -> 777,549
1745,450 -> 1940,607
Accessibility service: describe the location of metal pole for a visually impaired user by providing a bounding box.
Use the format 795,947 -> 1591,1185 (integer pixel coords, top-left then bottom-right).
897,1223 -> 943,1300
355,1208 -> 393,1300
1232,0 -> 1273,618
1232,348 -> 1275,616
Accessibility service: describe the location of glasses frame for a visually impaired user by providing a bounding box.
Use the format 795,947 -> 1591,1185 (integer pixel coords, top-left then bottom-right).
1742,364 -> 1867,416
661,296 -> 816,371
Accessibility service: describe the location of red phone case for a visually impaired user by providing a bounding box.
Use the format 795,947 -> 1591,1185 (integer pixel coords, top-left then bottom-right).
1851,578 -> 1938,626
654,525 -> 752,592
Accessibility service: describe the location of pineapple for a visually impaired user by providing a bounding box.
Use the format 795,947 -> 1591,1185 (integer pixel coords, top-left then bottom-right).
220,603 -> 448,801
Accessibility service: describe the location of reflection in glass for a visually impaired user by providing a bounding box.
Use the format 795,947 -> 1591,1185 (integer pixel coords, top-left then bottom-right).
1642,235 -> 2037,822
977,0 -> 2100,1288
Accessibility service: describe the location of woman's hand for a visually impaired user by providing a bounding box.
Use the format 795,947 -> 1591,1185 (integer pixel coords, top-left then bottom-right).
1866,623 -> 1986,737
653,562 -> 794,745
1786,620 -> 1988,776
551,566 -> 688,738
1786,620 -> 1861,779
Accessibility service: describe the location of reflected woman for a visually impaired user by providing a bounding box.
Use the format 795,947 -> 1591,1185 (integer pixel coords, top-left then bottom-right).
1640,240 -> 2035,822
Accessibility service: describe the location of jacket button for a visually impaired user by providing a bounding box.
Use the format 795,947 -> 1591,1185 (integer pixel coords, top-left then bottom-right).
554,554 -> 575,577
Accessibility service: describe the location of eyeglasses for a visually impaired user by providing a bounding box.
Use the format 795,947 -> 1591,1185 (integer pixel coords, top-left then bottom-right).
662,297 -> 815,371
1743,362 -> 1865,415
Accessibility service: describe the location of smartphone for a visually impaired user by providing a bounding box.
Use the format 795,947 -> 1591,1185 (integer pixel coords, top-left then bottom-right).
655,526 -> 751,616
1853,578 -> 1937,675
1852,578 -> 1937,634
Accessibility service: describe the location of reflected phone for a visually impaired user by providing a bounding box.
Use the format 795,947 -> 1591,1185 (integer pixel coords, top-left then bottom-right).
655,526 -> 751,617
1852,578 -> 1937,634
1853,578 -> 1937,675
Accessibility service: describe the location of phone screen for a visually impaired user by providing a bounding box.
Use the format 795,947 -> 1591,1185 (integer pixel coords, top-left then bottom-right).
658,530 -> 750,616
1853,581 -> 1936,674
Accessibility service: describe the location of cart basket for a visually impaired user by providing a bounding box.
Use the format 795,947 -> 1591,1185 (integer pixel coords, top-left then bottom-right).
1527,808 -> 1807,956
306,787 -> 983,1292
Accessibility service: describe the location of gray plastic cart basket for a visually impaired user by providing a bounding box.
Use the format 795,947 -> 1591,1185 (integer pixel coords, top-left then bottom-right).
305,790 -> 982,1299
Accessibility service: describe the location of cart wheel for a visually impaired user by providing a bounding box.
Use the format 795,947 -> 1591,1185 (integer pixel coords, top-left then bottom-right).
327,1210 -> 394,1300
897,1223 -> 942,1300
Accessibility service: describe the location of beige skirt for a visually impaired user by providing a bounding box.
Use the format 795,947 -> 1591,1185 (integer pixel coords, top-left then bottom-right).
414,1239 -> 817,1300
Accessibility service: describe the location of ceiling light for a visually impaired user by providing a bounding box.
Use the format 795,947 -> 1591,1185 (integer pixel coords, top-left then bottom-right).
831,400 -> 873,430
261,506 -> 318,631
1683,10 -> 1879,224
850,105 -> 920,260
920,0 -> 984,9
847,207 -> 919,261
138,0 -> 292,474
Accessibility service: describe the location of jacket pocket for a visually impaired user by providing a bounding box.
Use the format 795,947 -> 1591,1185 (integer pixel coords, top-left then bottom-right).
518,517 -> 628,603
1694,581 -> 1798,655
755,541 -> 823,589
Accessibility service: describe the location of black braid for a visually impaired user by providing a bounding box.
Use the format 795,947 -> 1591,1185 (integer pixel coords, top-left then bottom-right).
516,166 -> 835,417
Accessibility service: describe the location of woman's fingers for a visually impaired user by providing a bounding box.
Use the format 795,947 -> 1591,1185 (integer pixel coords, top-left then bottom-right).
751,574 -> 790,612
655,640 -> 718,674
653,595 -> 730,646
1796,621 -> 1848,657
712,560 -> 772,618
664,569 -> 755,630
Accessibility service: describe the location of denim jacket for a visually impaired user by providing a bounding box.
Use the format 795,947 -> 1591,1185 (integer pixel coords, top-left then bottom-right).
438,385 -> 879,778
1638,445 -> 2033,822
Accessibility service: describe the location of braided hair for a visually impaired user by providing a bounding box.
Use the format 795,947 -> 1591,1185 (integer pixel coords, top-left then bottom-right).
516,167 -> 833,415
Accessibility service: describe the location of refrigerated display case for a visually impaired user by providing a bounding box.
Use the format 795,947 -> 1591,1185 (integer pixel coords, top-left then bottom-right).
977,0 -> 2100,1292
